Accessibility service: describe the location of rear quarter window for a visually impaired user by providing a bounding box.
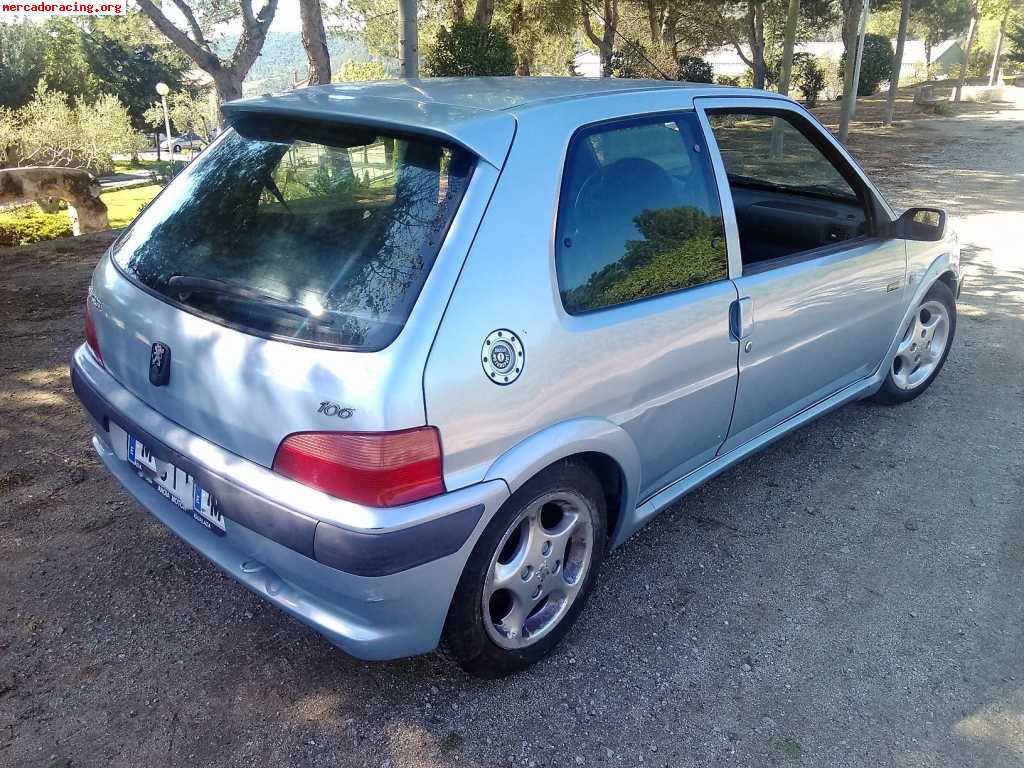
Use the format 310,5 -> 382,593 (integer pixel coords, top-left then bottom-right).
110,119 -> 475,351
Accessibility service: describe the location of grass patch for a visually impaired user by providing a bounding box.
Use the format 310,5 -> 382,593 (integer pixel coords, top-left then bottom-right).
770,736 -> 804,761
100,184 -> 161,229
112,159 -> 161,174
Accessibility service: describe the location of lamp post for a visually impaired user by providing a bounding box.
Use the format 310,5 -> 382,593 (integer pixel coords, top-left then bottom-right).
156,82 -> 173,165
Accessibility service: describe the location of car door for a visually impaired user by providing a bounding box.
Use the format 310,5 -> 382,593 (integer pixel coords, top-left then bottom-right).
696,98 -> 907,453
551,112 -> 741,499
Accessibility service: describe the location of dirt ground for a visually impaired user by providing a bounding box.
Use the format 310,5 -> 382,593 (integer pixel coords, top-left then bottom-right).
2,95 -> 1023,768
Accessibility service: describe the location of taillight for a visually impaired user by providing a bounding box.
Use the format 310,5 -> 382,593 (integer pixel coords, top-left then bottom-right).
84,297 -> 103,366
272,427 -> 446,507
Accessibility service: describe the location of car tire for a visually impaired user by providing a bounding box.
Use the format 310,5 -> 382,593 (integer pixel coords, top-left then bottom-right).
873,280 -> 956,405
441,460 -> 607,678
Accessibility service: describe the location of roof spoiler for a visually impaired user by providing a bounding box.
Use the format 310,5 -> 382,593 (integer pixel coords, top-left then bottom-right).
221,87 -> 516,169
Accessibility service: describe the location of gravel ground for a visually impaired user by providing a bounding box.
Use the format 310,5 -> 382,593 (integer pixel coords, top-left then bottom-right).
1,101 -> 1023,768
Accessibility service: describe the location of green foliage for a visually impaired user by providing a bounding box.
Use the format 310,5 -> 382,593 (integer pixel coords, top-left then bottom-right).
563,208 -> 726,312
839,33 -> 898,95
423,21 -> 517,76
676,55 -> 714,82
82,15 -> 193,131
794,53 -> 827,106
0,206 -> 73,247
1008,19 -> 1024,68
4,84 -> 145,174
0,15 -> 190,130
334,59 -> 390,81
609,40 -> 678,79
0,21 -> 48,110
911,0 -> 975,51
716,75 -> 743,86
143,92 -> 218,140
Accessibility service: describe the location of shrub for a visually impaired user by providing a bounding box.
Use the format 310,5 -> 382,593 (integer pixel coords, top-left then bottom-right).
795,54 -> 826,107
716,74 -> 742,87
423,22 -> 516,77
334,59 -> 389,82
676,55 -> 713,83
839,33 -> 897,96
0,205 -> 73,247
3,84 -> 145,174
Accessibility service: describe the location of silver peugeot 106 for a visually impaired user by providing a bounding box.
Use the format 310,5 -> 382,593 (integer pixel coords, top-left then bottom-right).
72,78 -> 961,677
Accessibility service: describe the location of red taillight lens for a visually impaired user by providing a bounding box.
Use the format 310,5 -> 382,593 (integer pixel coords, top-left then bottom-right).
84,297 -> 103,366
272,427 -> 446,507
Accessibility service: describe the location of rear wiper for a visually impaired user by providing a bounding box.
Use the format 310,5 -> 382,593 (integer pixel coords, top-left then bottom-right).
166,275 -> 320,319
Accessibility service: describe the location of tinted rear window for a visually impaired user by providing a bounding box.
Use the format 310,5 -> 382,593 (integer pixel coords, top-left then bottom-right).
111,119 -> 475,350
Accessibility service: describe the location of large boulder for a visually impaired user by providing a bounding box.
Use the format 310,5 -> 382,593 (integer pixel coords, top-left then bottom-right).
0,167 -> 109,235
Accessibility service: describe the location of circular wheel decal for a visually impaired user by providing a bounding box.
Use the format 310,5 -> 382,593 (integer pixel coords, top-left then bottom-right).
481,329 -> 525,385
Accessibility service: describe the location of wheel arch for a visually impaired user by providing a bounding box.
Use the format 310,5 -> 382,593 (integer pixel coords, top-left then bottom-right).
937,269 -> 958,298
482,418 -> 642,549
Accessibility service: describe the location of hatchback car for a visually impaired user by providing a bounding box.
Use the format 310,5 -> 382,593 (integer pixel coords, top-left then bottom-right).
72,78 -> 961,678
159,130 -> 207,154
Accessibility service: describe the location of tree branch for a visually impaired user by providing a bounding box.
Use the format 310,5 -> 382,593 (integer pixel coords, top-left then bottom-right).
136,0 -> 221,72
580,0 -> 603,47
230,0 -> 280,77
169,0 -> 210,50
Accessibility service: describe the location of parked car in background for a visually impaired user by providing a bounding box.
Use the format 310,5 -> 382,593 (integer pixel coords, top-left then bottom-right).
159,131 -> 207,154
72,78 -> 961,678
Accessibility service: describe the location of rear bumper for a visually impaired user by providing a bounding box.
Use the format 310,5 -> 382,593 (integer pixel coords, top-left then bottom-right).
71,346 -> 509,660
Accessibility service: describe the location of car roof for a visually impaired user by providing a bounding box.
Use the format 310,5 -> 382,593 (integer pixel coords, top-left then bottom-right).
221,77 -> 778,168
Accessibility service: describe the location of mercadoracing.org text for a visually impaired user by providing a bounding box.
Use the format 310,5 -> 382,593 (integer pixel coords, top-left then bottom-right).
2,1 -> 125,13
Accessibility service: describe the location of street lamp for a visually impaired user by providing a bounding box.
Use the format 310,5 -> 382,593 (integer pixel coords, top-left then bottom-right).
156,81 -> 173,164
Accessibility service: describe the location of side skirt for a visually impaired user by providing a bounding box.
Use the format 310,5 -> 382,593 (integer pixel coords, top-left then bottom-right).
611,372 -> 884,547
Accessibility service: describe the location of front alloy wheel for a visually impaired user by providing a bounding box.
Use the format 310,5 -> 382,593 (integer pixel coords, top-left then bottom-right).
874,280 -> 956,404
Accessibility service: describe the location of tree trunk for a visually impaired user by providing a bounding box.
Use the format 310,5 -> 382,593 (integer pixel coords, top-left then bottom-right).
988,4 -> 1010,86
298,0 -> 331,85
581,0 -> 617,78
211,69 -> 244,106
398,0 -> 419,77
451,0 -> 465,22
838,0 -> 864,143
777,0 -> 801,96
883,0 -> 911,124
954,10 -> 977,103
473,0 -> 494,26
750,1 -> 767,90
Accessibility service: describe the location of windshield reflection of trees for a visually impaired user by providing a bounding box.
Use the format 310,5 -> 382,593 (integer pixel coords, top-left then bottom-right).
563,206 -> 727,313
113,130 -> 471,349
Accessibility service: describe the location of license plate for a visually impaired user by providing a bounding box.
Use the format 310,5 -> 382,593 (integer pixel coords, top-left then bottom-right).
127,434 -> 225,534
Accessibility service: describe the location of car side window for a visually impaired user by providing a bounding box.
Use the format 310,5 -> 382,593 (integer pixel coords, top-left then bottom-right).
706,109 -> 871,269
555,113 -> 728,315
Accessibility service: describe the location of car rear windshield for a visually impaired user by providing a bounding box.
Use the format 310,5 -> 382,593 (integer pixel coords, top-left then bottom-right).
110,117 -> 475,350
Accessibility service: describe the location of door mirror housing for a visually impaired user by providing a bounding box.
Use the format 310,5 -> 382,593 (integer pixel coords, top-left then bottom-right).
896,207 -> 946,241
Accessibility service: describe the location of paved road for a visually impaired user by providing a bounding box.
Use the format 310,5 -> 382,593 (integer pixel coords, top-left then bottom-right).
1,105 -> 1022,768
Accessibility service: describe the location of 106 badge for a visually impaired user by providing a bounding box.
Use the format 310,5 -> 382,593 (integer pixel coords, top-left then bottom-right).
482,329 -> 524,385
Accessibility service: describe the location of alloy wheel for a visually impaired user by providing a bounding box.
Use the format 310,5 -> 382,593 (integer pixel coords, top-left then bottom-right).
482,491 -> 594,650
892,299 -> 951,391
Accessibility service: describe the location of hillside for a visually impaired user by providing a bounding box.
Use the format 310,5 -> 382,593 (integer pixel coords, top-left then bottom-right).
215,31 -> 394,94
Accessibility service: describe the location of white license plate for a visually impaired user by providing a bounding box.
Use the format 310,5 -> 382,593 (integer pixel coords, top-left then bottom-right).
127,434 -> 225,533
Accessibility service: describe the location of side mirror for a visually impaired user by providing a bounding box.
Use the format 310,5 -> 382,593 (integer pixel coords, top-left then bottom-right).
897,207 -> 946,242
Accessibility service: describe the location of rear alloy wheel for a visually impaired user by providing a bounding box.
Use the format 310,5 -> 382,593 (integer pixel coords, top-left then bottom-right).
874,280 -> 956,404
442,461 -> 607,678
